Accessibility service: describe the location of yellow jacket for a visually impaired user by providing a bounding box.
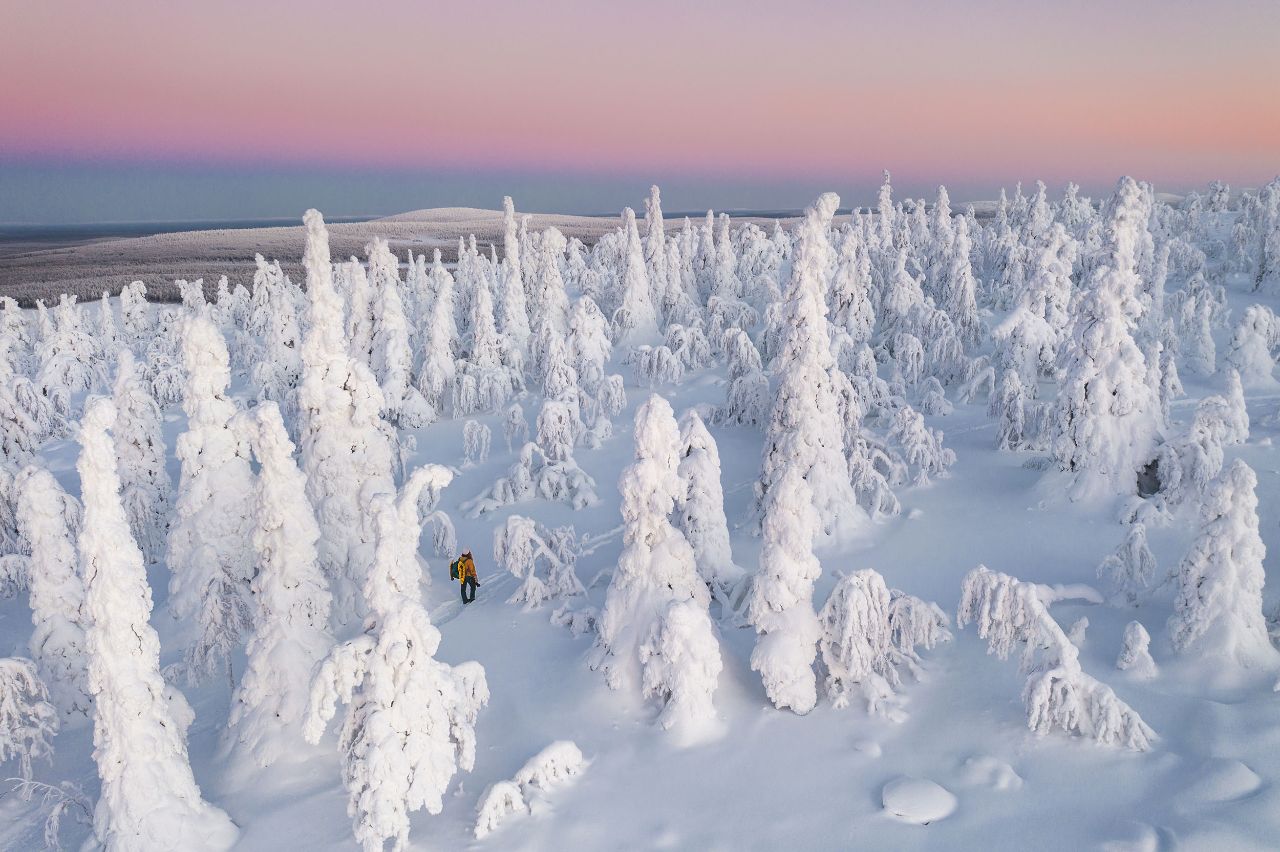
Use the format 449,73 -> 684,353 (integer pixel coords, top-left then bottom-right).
455,554 -> 477,583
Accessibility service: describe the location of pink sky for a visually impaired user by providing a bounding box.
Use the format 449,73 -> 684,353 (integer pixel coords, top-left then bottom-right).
2,0 -> 1277,189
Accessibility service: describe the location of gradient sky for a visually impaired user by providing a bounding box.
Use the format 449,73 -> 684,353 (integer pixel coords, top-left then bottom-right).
1,0 -> 1278,222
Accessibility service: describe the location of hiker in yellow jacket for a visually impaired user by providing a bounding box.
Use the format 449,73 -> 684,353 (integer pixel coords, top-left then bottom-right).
452,550 -> 479,605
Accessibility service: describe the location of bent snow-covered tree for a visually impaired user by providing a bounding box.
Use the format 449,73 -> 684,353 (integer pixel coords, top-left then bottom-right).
305,465 -> 488,852
957,564 -> 1154,750
675,409 -> 743,599
77,398 -> 238,851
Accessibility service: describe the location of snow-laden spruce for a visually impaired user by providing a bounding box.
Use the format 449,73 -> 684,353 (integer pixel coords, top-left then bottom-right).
367,238 -> 433,428
756,192 -> 863,538
1052,177 -> 1162,501
817,569 -> 950,718
0,656 -> 58,781
77,398 -> 238,851
14,465 -> 91,721
675,409 -> 743,598
111,349 -> 171,565
305,465 -> 488,852
223,402 -> 333,772
1097,522 -> 1157,606
1169,460 -> 1276,668
297,210 -> 396,625
593,396 -> 722,733
748,464 -> 824,715
957,565 -> 1155,750
1116,621 -> 1158,679
166,309 -> 256,681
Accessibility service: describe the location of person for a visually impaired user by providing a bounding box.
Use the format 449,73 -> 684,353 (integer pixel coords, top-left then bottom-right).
452,550 -> 479,605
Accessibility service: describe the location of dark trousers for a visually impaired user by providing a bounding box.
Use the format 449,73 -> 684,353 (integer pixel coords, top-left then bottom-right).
461,576 -> 477,604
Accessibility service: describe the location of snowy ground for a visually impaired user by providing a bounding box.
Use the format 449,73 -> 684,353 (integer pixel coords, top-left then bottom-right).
4,260 -> 1280,852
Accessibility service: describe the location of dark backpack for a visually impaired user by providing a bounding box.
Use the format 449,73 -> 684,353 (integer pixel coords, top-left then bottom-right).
449,559 -> 460,581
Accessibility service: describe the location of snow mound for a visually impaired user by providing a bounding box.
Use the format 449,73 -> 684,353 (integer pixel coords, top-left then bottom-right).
958,755 -> 1023,791
881,776 -> 957,824
852,738 -> 882,758
1177,758 -> 1262,806
1099,820 -> 1161,852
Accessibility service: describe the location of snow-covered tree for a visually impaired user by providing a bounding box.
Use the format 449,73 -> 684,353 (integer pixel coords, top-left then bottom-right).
298,210 -> 396,625
366,239 -> 433,428
499,197 -> 532,356
166,311 -> 256,681
1052,177 -> 1161,501
463,420 -> 491,467
14,466 -> 90,721
1097,522 -> 1156,606
77,398 -> 239,851
756,193 -> 861,537
593,396 -> 722,731
0,657 -> 58,781
36,295 -> 97,414
305,465 -> 488,852
567,296 -> 613,394
1169,460 -> 1276,667
503,402 -> 528,452
675,409 -> 742,597
958,565 -> 1154,750
612,208 -> 660,347
1223,304 -> 1277,387
494,515 -> 584,608
748,464 -> 823,715
112,349 -> 171,565
224,402 -> 332,772
817,569 -> 949,717
1116,621 -> 1157,679
888,406 -> 955,485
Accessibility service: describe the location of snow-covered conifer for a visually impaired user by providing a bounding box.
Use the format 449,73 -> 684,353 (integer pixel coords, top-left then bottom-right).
77,398 -> 239,851
1116,621 -> 1157,679
817,569 -> 949,717
112,350 -> 171,565
748,464 -> 822,714
167,311 -> 256,680
463,420 -> 491,467
499,197 -> 532,355
1097,522 -> 1156,605
676,410 -> 742,596
888,406 -> 955,485
504,403 -> 528,452
613,208 -> 660,347
1169,460 -> 1275,667
1223,304 -> 1277,386
305,466 -> 488,852
567,296 -> 612,395
593,397 -> 721,730
958,565 -> 1154,750
1052,177 -> 1161,500
15,466 -> 90,720
297,211 -> 396,625
0,657 -> 57,781
756,193 -> 860,536
224,402 -> 332,772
